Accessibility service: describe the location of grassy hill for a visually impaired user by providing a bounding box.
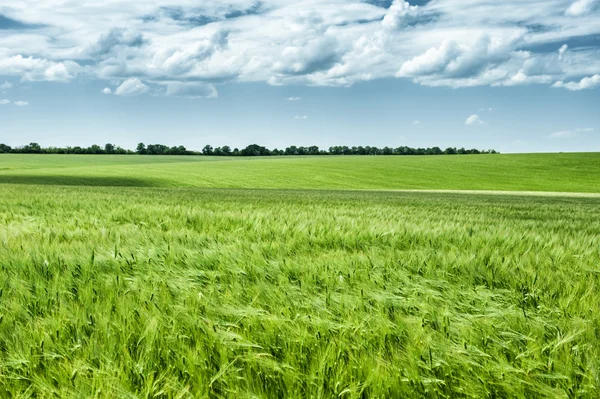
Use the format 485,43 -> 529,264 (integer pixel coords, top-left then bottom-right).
1,152 -> 600,192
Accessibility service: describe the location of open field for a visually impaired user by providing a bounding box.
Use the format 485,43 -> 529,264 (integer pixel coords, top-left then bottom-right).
1,154 -> 600,397
1,152 -> 600,192
2,185 -> 600,397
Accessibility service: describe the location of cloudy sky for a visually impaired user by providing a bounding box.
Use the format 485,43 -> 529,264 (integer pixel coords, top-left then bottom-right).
1,0 -> 599,152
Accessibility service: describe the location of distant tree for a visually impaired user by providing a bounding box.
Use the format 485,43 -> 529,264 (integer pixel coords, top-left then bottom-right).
429,146 -> 443,155
444,147 -> 457,155
27,142 -> 42,153
285,146 -> 298,155
88,144 -> 103,154
1,141 -> 496,157
221,145 -> 232,155
146,144 -> 168,155
242,144 -> 269,156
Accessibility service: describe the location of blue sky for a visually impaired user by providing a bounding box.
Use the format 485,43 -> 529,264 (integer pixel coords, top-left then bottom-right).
1,0 -> 599,152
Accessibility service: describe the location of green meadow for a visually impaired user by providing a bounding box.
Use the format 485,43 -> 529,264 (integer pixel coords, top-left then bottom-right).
1,152 -> 600,192
1,153 -> 600,398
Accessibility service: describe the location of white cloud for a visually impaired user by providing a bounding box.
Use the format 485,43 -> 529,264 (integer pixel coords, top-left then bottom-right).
565,0 -> 599,16
0,99 -> 10,105
14,101 -> 29,106
413,120 -> 420,125
85,28 -> 147,57
381,0 -> 420,30
553,75 -> 600,90
398,40 -> 461,78
165,82 -> 218,99
558,44 -> 568,60
465,114 -> 484,126
0,0 -> 598,91
396,35 -> 527,87
149,31 -> 229,78
0,81 -> 13,90
549,127 -> 594,138
114,78 -> 149,96
294,115 -> 308,120
285,97 -> 302,101
0,55 -> 79,82
501,70 -> 554,86
102,87 -> 112,94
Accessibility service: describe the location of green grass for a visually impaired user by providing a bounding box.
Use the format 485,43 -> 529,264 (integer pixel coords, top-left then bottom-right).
1,185 -> 600,398
1,153 -> 600,397
1,152 -> 600,192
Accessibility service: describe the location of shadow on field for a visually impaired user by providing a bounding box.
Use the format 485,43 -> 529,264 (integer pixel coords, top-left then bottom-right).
0,175 -> 159,187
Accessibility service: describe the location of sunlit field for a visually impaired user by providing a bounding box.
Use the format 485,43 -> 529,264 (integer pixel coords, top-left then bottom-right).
1,154 -> 600,397
1,152 -> 600,192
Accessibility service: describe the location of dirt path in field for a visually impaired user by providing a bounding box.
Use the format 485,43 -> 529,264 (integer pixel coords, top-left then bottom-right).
377,189 -> 600,198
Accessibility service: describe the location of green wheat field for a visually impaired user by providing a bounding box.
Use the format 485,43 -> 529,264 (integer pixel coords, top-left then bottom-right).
1,154 -> 600,398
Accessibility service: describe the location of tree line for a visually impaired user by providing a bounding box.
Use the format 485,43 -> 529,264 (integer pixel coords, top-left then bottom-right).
0,142 -> 498,156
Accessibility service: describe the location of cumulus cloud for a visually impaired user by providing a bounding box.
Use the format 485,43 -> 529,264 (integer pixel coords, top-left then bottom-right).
553,75 -> 600,90
102,87 -> 112,94
0,81 -> 13,90
565,0 -> 599,16
381,0 -> 421,30
285,97 -> 301,101
0,0 -> 598,91
465,114 -> 484,125
0,99 -> 10,105
398,41 -> 460,78
115,78 -> 149,96
86,28 -> 147,57
0,55 -> 80,82
273,36 -> 343,77
14,100 -> 29,106
396,35 -> 527,87
413,120 -> 420,125
165,82 -> 217,98
150,30 -> 229,77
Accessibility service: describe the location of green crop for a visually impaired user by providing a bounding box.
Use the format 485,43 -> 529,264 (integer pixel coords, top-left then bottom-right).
1,182 -> 599,398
